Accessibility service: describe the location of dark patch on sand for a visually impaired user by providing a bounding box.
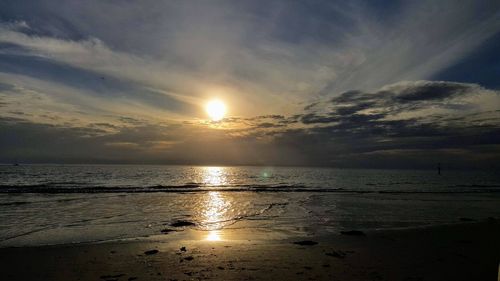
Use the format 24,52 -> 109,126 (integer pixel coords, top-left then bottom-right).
183,256 -> 194,261
100,274 -> 125,279
293,240 -> 318,246
161,229 -> 175,234
341,230 -> 366,236
144,249 -> 159,255
325,250 -> 346,258
170,220 -> 196,227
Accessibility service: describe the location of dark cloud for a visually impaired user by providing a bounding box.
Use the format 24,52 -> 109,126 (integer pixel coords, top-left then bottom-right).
303,102 -> 318,111
305,81 -> 488,125
255,122 -> 285,129
390,81 -> 474,101
287,81 -> 500,168
300,113 -> 338,124
254,115 -> 285,120
89,122 -> 119,131
117,117 -> 146,126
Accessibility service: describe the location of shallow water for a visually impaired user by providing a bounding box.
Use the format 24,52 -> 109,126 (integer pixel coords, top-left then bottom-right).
0,165 -> 499,246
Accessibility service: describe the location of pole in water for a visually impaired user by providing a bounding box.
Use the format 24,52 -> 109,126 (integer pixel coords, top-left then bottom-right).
437,163 -> 441,175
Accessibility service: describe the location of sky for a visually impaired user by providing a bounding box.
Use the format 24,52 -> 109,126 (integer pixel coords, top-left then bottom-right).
0,0 -> 499,169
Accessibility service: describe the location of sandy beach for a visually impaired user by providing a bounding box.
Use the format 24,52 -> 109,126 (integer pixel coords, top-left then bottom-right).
1,219 -> 498,281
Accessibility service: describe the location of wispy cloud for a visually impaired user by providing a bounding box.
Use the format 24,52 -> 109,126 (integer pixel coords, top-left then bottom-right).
1,1 -> 498,118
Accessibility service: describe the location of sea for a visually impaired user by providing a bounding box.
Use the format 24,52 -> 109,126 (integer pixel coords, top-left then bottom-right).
1,165 -> 499,247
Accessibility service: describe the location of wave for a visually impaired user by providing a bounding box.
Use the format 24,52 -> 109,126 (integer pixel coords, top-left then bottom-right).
196,202 -> 289,230
453,184 -> 500,188
0,183 -> 499,194
0,201 -> 31,206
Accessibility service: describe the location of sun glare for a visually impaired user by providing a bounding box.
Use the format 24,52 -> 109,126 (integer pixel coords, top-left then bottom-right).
206,99 -> 227,121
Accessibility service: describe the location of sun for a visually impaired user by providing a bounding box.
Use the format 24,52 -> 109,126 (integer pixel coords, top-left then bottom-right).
205,99 -> 227,121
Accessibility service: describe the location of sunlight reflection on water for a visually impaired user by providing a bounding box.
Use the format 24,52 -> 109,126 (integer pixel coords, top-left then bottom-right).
202,166 -> 228,186
201,191 -> 229,227
206,230 -> 222,241
1,165 -> 499,247
199,167 -> 231,240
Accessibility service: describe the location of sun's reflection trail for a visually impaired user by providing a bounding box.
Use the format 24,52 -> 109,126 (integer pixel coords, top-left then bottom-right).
206,230 -> 222,241
202,191 -> 226,225
202,166 -> 228,187
200,167 -> 230,241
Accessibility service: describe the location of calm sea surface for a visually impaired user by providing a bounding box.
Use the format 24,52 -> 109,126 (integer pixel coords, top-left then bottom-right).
0,165 -> 499,246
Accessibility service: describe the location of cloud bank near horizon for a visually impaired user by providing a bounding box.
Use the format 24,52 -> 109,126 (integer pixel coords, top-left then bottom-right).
2,80 -> 499,168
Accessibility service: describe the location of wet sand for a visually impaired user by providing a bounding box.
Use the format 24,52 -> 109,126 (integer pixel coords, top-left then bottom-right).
0,220 -> 499,281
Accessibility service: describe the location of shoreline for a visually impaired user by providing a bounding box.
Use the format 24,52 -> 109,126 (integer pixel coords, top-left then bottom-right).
0,220 -> 498,280
1,216 -> 497,250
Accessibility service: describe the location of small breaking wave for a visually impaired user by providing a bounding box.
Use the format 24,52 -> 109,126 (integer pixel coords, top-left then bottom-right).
0,183 -> 499,194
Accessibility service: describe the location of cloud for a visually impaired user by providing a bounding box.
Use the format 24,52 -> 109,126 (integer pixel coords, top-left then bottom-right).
1,80 -> 499,168
286,81 -> 500,167
317,0 -> 500,95
1,0 -> 498,119
0,1 -> 499,168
